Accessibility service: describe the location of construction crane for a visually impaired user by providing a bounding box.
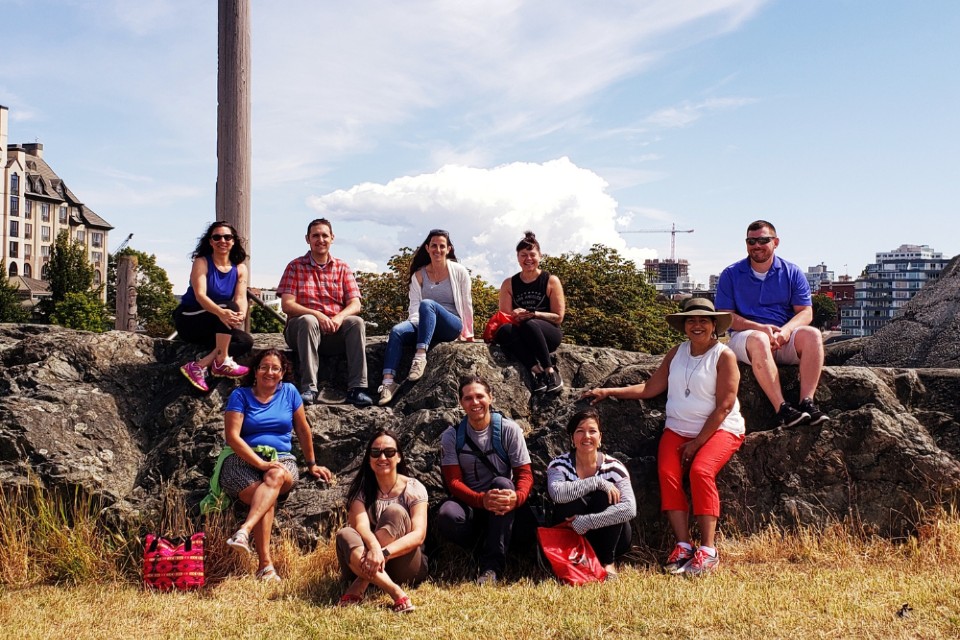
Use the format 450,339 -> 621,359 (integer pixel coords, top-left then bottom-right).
620,223 -> 693,261
112,233 -> 134,255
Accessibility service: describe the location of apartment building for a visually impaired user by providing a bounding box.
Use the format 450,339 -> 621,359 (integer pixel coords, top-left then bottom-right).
840,244 -> 949,337
1,105 -> 113,297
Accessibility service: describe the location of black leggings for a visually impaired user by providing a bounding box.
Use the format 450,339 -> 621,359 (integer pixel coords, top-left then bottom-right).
173,300 -> 253,357
551,490 -> 632,565
494,319 -> 562,370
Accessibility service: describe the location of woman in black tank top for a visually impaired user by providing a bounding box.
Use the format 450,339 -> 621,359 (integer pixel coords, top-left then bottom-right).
494,231 -> 566,394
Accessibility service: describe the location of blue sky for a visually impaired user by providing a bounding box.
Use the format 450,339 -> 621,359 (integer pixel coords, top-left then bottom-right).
2,0 -> 957,293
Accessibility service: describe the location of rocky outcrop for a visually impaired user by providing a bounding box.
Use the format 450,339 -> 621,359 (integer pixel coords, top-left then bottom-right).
1,323 -> 958,547
848,254 -> 960,368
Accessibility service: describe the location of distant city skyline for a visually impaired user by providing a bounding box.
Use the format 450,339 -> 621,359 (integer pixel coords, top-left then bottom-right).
2,1 -> 957,293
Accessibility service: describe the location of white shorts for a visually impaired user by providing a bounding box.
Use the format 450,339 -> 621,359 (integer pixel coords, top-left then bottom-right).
727,330 -> 800,365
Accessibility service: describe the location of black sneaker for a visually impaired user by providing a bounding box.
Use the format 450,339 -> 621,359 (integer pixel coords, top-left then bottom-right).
531,372 -> 548,393
544,369 -> 563,393
345,388 -> 373,407
777,401 -> 809,427
798,398 -> 829,425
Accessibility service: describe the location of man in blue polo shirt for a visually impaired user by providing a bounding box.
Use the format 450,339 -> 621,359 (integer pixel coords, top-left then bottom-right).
715,220 -> 827,427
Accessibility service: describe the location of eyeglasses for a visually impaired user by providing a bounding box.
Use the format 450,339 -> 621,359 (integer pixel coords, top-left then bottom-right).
429,229 -> 449,237
257,365 -> 283,373
369,448 -> 398,459
211,234 -> 235,242
745,236 -> 775,246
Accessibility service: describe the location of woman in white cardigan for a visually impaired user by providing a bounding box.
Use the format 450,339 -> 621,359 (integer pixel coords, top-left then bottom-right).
378,229 -> 474,405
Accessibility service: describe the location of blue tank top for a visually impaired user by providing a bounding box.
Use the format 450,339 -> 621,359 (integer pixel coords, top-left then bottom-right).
181,256 -> 238,307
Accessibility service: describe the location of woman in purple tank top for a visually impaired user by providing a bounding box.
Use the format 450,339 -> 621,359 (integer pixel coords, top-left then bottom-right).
173,221 -> 254,392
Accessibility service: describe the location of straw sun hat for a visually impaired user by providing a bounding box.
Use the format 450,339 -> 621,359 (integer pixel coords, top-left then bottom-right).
665,298 -> 732,335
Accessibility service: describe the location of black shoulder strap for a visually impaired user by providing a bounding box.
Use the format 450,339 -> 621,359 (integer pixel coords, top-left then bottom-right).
461,427 -> 506,479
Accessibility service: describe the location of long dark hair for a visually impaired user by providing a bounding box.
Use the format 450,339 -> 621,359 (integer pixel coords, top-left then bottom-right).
566,407 -> 602,456
191,220 -> 248,264
345,428 -> 411,508
408,229 -> 458,279
240,349 -> 293,387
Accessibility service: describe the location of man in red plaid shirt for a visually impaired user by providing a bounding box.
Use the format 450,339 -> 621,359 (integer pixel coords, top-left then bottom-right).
278,218 -> 372,406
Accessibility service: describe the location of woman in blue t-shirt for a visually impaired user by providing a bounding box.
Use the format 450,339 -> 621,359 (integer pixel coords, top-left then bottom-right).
173,221 -> 254,393
221,349 -> 333,582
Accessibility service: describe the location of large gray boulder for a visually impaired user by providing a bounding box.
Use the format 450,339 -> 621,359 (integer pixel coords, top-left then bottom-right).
1,323 -> 958,546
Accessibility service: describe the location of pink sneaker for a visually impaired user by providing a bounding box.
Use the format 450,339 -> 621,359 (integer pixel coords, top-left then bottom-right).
682,547 -> 719,577
211,356 -> 249,378
180,361 -> 209,392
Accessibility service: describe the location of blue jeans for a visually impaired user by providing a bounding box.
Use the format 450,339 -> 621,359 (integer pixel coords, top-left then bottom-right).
383,300 -> 463,376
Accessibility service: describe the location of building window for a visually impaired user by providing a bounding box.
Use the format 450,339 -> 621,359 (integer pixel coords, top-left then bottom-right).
94,270 -> 102,287
9,196 -> 18,217
41,226 -> 51,242
41,203 -> 50,222
92,232 -> 103,248
92,251 -> 103,265
9,220 -> 18,238
8,262 -> 17,278
9,241 -> 18,258
23,263 -> 31,278
24,200 -> 32,219
10,173 -> 19,193
59,206 -> 68,223
41,264 -> 50,279
75,229 -> 85,243
24,244 -> 31,259
41,245 -> 51,258
24,223 -> 32,240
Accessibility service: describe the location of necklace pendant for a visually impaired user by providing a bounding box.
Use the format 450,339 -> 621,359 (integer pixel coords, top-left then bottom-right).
684,388 -> 691,397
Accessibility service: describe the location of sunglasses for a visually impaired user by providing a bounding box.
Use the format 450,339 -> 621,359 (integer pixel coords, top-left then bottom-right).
745,236 -> 775,246
211,234 -> 235,242
429,229 -> 450,237
369,448 -> 398,459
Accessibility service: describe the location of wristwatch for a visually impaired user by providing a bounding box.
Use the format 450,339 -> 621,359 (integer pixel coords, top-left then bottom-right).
305,460 -> 316,468
382,548 -> 391,559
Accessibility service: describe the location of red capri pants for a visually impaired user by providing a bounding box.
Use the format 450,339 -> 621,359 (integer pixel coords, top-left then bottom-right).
658,428 -> 743,518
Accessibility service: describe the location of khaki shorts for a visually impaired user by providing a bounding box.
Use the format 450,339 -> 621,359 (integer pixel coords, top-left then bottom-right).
727,329 -> 800,365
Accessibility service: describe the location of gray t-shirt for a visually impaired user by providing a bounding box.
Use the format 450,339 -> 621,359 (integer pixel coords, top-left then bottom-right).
364,476 -> 428,525
439,416 -> 531,492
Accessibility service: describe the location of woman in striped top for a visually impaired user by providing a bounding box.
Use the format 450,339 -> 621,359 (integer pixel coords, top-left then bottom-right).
546,408 -> 635,578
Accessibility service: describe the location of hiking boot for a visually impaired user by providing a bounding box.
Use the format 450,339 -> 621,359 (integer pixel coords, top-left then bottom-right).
408,356 -> 427,382
378,381 -> 400,406
531,372 -> 548,393
663,543 -> 694,575
211,356 -> 249,378
798,398 -> 829,425
346,388 -> 373,407
777,401 -> 809,428
180,361 -> 209,392
477,569 -> 498,586
301,390 -> 318,406
544,369 -> 563,393
682,547 -> 719,577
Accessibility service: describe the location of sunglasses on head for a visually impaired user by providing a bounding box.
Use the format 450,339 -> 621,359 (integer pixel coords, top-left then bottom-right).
745,236 -> 775,246
429,229 -> 449,237
369,447 -> 398,459
211,234 -> 235,242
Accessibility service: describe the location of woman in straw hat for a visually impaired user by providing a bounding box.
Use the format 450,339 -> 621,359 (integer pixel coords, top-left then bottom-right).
582,297 -> 745,577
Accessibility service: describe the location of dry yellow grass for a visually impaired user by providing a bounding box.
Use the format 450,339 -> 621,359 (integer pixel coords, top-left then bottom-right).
2,485 -> 960,639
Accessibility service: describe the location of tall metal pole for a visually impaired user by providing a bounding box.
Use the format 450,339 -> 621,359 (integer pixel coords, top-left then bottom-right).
216,0 -> 251,262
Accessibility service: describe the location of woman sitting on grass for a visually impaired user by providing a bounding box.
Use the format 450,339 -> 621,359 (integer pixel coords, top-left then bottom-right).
221,349 -> 333,582
546,407 -> 635,579
582,298 -> 745,576
335,428 -> 427,613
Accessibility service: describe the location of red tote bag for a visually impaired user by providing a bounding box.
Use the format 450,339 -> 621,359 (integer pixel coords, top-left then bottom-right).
143,532 -> 206,591
537,523 -> 607,586
482,311 -> 518,343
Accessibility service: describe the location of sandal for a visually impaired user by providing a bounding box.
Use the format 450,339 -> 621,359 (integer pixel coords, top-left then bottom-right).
226,529 -> 251,555
337,593 -> 364,607
255,565 -> 281,583
392,595 -> 416,614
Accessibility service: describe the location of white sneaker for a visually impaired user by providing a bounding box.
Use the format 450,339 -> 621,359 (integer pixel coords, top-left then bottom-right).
408,356 -> 427,382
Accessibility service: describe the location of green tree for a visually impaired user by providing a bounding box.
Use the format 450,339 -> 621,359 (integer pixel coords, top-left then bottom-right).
250,302 -> 284,333
812,293 -> 838,330
107,248 -> 177,337
357,248 -> 498,337
541,244 -> 679,354
49,291 -> 108,332
0,261 -> 29,323
41,231 -> 106,331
